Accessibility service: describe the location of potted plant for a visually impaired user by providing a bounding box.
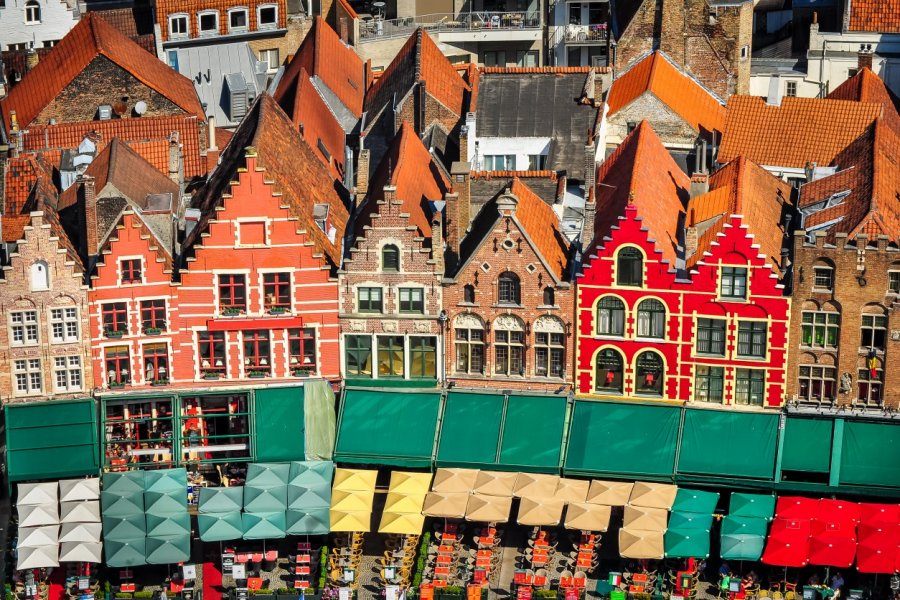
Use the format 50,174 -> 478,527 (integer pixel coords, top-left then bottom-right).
109,381 -> 126,389
105,329 -> 125,338
115,594 -> 133,599
151,379 -> 169,386
202,371 -> 222,380
276,588 -> 300,600
223,307 -> 243,316
250,590 -> 275,600
134,592 -> 154,599
291,367 -> 313,377
248,370 -> 268,378
144,327 -> 162,335
268,306 -> 288,315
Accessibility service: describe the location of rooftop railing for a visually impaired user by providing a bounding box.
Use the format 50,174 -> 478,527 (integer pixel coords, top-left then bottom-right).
359,11 -> 541,41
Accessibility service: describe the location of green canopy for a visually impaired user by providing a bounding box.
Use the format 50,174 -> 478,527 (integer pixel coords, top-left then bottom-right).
436,392 -> 504,466
146,512 -> 191,537
668,511 -> 714,530
144,491 -> 186,516
720,515 -> 769,561
672,489 -> 720,514
198,513 -> 244,542
729,493 -> 776,520
286,508 -> 330,535
243,486 -> 287,512
198,487 -> 244,513
144,468 -> 187,494
678,409 -> 778,481
840,420 -> 900,487
103,471 -> 145,496
245,463 -> 291,488
665,527 -> 711,558
781,417 -> 833,473
101,493 -> 144,517
102,515 -> 146,542
146,534 -> 191,564
104,538 -> 147,567
242,511 -> 286,540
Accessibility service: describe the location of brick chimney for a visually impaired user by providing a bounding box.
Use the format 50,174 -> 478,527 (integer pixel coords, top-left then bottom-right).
168,132 -> 182,185
81,175 -> 99,257
690,172 -> 709,198
580,186 -> 596,251
858,44 -> 874,72
445,161 -> 471,269
25,48 -> 39,72
431,204 -> 445,276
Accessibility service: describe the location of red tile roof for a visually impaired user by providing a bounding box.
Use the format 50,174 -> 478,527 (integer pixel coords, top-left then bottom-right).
364,121 -> 451,239
155,0 -> 287,41
0,13 -> 204,131
593,120 -> 689,264
364,28 -> 470,122
718,95 -> 883,169
275,17 -> 365,118
607,51 -> 725,135
827,67 -> 900,135
687,156 -> 790,269
291,67 -> 349,180
847,0 -> 900,32
510,177 -> 570,280
799,118 -> 900,241
93,8 -> 139,37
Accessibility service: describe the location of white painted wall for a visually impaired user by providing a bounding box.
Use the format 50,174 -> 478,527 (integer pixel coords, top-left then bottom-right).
0,0 -> 78,50
807,29 -> 900,96
473,136 -> 551,170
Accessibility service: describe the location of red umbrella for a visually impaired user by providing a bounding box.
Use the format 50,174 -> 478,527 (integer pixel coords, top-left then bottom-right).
857,524 -> 900,574
762,517 -> 811,567
814,499 -> 859,530
808,532 -> 857,568
775,497 -> 818,520
858,504 -> 900,528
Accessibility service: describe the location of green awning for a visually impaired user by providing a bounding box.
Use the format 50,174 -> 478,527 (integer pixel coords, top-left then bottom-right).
720,515 -> 769,561
335,389 -> 441,467
243,486 -> 287,512
103,471 -> 146,496
146,512 -> 191,537
436,392 -> 505,467
198,487 -> 244,513
5,399 -> 99,481
101,493 -> 144,517
242,511 -> 287,540
565,400 -> 679,478
198,512 -> 243,542
672,489 -> 720,514
286,508 -> 330,535
781,417 -> 833,473
729,493 -> 776,519
677,409 -> 778,480
145,534 -> 191,564
287,461 -> 332,510
254,386 -> 306,462
102,515 -> 146,542
498,394 -> 567,471
104,539 -> 147,567
668,511 -> 714,530
665,527 -> 711,558
145,468 -> 187,494
144,491 -> 186,517
839,420 -> 900,487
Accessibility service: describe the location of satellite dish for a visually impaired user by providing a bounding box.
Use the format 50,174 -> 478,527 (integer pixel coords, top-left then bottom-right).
134,101 -> 148,115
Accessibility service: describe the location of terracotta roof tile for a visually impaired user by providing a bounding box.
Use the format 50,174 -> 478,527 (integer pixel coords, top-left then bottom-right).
1,13 -> 204,131
509,178 -> 570,280
718,96 -> 883,169
291,67 -> 349,180
607,51 -> 725,135
155,0 -> 287,42
363,121 -> 451,239
687,156 -> 791,269
593,120 -> 689,264
827,67 -> 900,135
847,0 -> 900,32
93,8 -> 139,37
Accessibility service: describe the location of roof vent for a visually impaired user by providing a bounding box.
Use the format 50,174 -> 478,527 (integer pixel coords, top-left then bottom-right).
97,105 -> 113,120
224,73 -> 250,122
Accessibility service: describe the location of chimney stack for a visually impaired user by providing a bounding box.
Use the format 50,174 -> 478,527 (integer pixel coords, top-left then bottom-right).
858,44 -> 874,72
81,175 -> 99,257
25,47 -> 39,72
690,173 -> 709,198
580,186 -> 596,251
168,133 -> 182,185
445,161 -> 471,269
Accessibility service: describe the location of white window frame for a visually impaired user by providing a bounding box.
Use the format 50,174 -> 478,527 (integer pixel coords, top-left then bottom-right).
53,356 -> 83,392
257,3 -> 278,28
24,0 -> 40,24
259,48 -> 280,73
10,310 -> 39,346
169,13 -> 189,37
49,307 -> 79,343
228,7 -> 249,31
14,358 -> 43,396
197,10 -> 219,35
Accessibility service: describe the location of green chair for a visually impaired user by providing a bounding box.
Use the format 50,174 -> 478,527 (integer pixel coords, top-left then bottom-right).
610,590 -> 626,600
595,581 -> 614,599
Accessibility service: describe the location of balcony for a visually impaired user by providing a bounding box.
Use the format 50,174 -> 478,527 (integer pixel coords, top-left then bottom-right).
563,23 -> 608,45
359,11 -> 542,43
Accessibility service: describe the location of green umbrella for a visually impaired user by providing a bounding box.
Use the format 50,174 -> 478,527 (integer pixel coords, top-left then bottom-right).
145,468 -> 187,494
668,511 -> 714,530
246,463 -> 290,488
199,487 -> 244,513
103,515 -> 146,542
729,493 -> 776,520
286,508 -> 330,535
721,515 -> 769,537
146,534 -> 191,565
145,491 -> 186,516
101,493 -> 144,517
244,486 -> 287,512
720,515 -> 769,561
665,527 -> 711,558
105,538 -> 147,567
672,489 -> 720,515
289,461 -> 334,488
242,511 -> 287,540
103,471 -> 145,496
287,484 -> 331,511
146,512 -> 191,537
198,512 -> 244,542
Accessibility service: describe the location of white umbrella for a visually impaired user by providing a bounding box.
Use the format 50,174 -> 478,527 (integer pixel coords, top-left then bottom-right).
60,501 -> 101,523
59,522 -> 102,544
19,504 -> 59,527
59,542 -> 103,563
17,545 -> 59,570
17,482 -> 58,506
59,478 -> 100,502
17,526 -> 59,549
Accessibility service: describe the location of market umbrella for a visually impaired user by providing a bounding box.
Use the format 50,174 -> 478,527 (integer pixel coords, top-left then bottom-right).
465,493 -> 513,523
146,535 -> 191,564
378,511 -> 425,535
329,510 -> 371,532
289,461 -> 334,488
720,515 -> 769,561
623,506 -> 668,532
101,494 -> 144,518
761,517 -> 811,567
243,485 -> 288,512
858,503 -> 900,528
60,522 -> 103,544
104,539 -> 147,568
59,478 -> 100,502
619,529 -> 665,560
628,482 -> 678,510
422,492 -> 469,519
672,489 -> 720,515
330,489 -> 375,513
814,499 -> 859,530
288,485 -> 332,511
198,487 -> 244,513
146,512 -> 191,537
102,514 -> 146,542
431,468 -> 479,493
665,527 -> 711,558
17,545 -> 59,570
102,471 -> 145,496
17,482 -> 58,506
564,502 -> 611,532
246,463 -> 291,488
19,504 -> 59,527
774,497 -> 818,521
555,479 -> 590,504
144,468 -> 188,495
856,524 -> 899,574
333,468 -> 377,492
144,491 -> 186,516
586,480 -> 633,506
60,501 -> 101,523
513,473 -> 560,499
668,511 -> 714,530
242,511 -> 287,540
808,532 -> 857,568
383,492 -> 426,514
198,513 -> 244,542
17,526 -> 59,548
59,542 -> 103,563
388,472 -> 433,495
730,492 -> 776,520
472,471 -> 517,497
286,509 -> 330,535
517,497 -> 565,527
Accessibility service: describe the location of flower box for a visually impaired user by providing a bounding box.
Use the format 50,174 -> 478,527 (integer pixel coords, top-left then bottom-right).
151,379 -> 170,386
222,308 -> 244,316
267,307 -> 288,315
109,382 -> 126,389
292,368 -> 314,377
202,372 -> 222,380
248,371 -> 269,379
143,327 -> 162,335
105,329 -> 125,338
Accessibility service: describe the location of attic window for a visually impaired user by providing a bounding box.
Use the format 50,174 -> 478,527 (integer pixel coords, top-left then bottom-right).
198,11 -> 219,34
258,4 -> 278,27
169,14 -> 188,37
229,8 -> 248,31
317,139 -> 332,163
314,204 -> 336,242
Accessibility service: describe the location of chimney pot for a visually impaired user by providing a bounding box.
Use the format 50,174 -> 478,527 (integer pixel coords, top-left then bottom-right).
690,173 -> 709,198
858,45 -> 874,71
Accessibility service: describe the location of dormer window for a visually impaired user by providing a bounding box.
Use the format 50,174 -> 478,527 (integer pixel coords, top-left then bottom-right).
257,4 -> 278,28
313,203 -> 336,242
198,11 -> 219,35
169,14 -> 188,37
228,8 -> 248,31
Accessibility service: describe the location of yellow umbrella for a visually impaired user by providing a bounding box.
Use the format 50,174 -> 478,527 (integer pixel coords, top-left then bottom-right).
619,528 -> 665,559
388,472 -> 433,495
465,494 -> 512,523
628,482 -> 678,510
330,489 -> 375,512
333,468 -> 377,492
330,509 -> 371,532
422,492 -> 468,518
473,471 -> 517,497
556,479 -> 590,504
517,497 -> 565,526
623,505 -> 668,531
378,511 -> 425,535
383,492 -> 425,514
513,473 -> 560,499
564,502 -> 611,531
431,469 -> 479,493
586,480 -> 633,506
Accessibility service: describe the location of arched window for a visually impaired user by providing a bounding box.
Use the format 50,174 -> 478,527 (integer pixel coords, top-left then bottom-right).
595,349 -> 623,393
382,244 -> 399,272
463,284 -> 476,304
542,287 -> 555,306
25,0 -> 41,22
636,299 -> 665,338
635,351 -> 663,396
616,247 -> 643,286
498,272 -> 520,305
597,297 -> 625,336
30,261 -> 49,291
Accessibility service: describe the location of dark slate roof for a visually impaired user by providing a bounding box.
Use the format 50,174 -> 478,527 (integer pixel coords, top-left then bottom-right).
475,72 -> 597,180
